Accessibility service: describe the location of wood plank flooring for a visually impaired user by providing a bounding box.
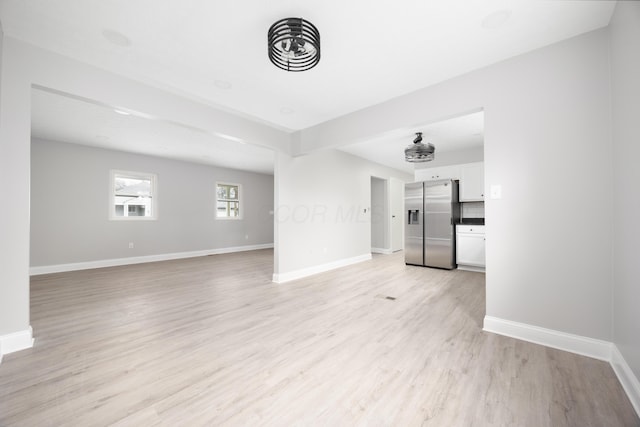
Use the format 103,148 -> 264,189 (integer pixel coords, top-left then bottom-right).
0,250 -> 638,426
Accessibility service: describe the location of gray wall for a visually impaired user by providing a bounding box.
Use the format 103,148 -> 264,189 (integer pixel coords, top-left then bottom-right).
1,11 -> 637,396
274,149 -> 412,276
0,36 -> 291,341
30,138 -> 274,267
611,1 -> 640,379
292,29 -> 613,341
0,34 -> 31,337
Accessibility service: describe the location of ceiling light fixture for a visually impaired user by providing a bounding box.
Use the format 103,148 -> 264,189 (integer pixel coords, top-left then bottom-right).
405,132 -> 435,163
268,17 -> 320,72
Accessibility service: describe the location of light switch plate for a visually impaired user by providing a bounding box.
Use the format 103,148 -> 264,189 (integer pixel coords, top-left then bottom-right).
490,184 -> 502,199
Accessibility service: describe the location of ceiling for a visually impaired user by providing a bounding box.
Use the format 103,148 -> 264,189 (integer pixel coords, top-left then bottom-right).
31,88 -> 275,174
339,111 -> 484,173
1,1 -> 616,174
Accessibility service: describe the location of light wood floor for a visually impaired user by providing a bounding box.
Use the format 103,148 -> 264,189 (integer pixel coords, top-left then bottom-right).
1,250 -> 637,426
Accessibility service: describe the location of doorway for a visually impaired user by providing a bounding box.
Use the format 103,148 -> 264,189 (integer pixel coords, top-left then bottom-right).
370,176 -> 404,254
370,177 -> 388,253
389,177 -> 404,252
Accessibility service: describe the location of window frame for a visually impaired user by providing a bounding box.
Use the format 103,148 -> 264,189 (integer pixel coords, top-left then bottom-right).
215,181 -> 243,220
109,169 -> 158,221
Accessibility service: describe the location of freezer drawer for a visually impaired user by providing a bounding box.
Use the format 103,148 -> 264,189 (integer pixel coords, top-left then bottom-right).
425,238 -> 455,269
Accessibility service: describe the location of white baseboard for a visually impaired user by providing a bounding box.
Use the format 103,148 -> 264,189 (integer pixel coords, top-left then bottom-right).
0,326 -> 34,362
484,316 -> 640,418
29,243 -> 274,276
483,316 -> 612,361
273,253 -> 372,284
371,247 -> 393,255
611,345 -> 640,417
457,265 -> 485,273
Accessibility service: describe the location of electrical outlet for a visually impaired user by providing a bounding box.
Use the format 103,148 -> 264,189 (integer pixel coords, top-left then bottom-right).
128,242 -> 134,249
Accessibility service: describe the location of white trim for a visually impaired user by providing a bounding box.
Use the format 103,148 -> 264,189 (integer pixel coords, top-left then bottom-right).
371,247 -> 392,255
0,326 -> 34,360
457,265 -> 485,273
110,169 -> 158,221
611,345 -> 640,417
483,316 -> 612,361
479,316 -> 640,419
215,181 -> 243,220
273,253 -> 372,284
29,244 -> 274,275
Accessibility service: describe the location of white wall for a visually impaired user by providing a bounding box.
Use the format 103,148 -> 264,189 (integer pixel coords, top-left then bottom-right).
293,29 -> 613,341
610,1 -> 640,379
274,149 -> 412,279
30,138 -> 274,268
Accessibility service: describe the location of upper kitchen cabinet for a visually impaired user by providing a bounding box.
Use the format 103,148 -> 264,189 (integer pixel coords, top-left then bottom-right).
459,162 -> 484,201
415,164 -> 461,182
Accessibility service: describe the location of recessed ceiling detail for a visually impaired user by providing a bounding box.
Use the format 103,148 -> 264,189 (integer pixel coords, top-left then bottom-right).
339,111 -> 484,173
30,88 -> 274,174
481,10 -> 512,30
214,80 -> 232,90
101,29 -> 131,47
0,1 -> 615,130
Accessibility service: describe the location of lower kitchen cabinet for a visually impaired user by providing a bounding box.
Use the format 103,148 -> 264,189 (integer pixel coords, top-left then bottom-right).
456,225 -> 485,271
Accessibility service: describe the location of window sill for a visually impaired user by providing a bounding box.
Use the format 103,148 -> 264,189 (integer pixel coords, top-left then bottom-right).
109,217 -> 158,221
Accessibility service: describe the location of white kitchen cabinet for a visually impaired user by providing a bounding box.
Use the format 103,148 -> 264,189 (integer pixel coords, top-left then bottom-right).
456,225 -> 485,271
415,164 -> 461,182
459,162 -> 484,201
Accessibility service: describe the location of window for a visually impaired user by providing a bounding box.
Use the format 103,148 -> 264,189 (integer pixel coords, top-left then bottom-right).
216,182 -> 241,219
110,170 -> 157,220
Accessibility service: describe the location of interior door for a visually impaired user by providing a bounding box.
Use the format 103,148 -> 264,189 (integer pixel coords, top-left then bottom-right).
390,177 -> 405,252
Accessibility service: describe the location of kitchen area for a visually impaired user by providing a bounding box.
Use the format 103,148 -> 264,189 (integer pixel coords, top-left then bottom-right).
407,161 -> 485,272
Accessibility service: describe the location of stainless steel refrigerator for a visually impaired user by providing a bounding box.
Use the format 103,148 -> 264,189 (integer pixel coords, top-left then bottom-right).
405,180 -> 460,269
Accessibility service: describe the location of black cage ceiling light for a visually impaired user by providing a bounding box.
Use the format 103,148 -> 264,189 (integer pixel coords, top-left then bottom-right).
405,132 -> 435,163
268,17 -> 320,72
